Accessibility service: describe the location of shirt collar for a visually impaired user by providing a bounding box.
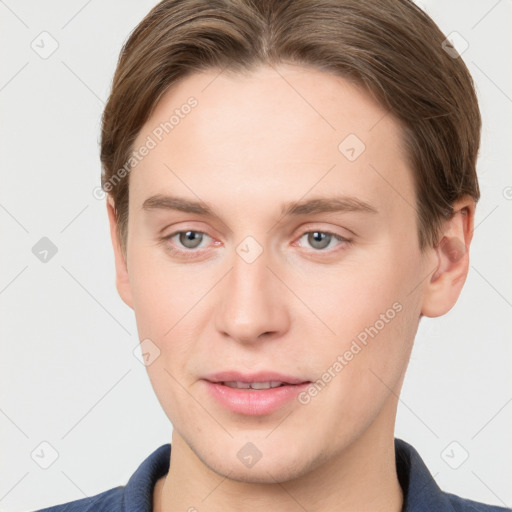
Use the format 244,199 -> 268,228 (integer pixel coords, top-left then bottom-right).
395,437 -> 457,511
121,438 -> 456,511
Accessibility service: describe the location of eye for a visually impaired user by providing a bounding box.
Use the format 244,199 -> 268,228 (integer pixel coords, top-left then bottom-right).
164,230 -> 210,252
160,228 -> 351,259
297,230 -> 350,251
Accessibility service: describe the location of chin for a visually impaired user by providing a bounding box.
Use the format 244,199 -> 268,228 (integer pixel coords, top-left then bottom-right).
208,454 -> 311,484
186,432 -> 323,484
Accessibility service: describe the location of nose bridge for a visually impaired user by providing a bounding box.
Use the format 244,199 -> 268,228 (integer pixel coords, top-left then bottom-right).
215,237 -> 287,343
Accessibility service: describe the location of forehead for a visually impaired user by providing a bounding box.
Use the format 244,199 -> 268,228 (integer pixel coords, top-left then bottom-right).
130,64 -> 415,222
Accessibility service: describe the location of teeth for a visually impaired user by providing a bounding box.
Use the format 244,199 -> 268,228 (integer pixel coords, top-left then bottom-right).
223,381 -> 251,389
250,382 -> 273,390
222,381 -> 285,389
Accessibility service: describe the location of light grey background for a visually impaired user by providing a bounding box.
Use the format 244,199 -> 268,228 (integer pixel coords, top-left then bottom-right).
0,1 -> 511,511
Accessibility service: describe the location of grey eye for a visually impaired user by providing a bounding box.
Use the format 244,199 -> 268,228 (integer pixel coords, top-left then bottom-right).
178,231 -> 204,249
306,231 -> 333,250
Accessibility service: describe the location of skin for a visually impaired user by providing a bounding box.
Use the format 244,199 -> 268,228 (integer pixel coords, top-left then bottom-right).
106,63 -> 475,511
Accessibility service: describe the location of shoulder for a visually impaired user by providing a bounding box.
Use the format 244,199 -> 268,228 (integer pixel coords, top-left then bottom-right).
29,443 -> 171,512
442,491 -> 511,512
394,438 -> 510,512
28,486 -> 124,512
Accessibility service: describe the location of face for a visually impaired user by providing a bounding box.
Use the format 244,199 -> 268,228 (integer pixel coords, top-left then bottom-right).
112,64 -> 435,482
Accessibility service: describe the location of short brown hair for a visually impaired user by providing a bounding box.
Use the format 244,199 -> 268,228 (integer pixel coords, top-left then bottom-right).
100,0 -> 481,257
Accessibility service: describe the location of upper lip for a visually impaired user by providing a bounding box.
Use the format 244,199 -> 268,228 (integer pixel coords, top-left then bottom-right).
203,371 -> 310,385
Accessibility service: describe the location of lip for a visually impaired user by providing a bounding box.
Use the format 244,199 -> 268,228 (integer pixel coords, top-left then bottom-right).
203,371 -> 309,385
201,371 -> 311,416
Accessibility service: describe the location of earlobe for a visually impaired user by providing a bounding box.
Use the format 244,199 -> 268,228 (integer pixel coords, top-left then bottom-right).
106,195 -> 133,309
421,198 -> 475,318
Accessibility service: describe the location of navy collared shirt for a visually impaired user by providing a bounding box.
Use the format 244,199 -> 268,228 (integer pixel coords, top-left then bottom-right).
32,438 -> 510,511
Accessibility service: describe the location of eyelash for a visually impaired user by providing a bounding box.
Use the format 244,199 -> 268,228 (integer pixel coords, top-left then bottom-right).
160,229 -> 352,259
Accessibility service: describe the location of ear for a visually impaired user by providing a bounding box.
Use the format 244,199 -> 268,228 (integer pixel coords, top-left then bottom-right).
106,195 -> 133,309
421,196 -> 476,318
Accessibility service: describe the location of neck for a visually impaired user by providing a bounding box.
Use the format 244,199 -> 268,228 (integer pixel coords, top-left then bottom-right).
155,412 -> 403,512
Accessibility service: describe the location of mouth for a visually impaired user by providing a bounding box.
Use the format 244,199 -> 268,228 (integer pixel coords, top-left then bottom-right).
220,381 -> 295,389
202,371 -> 312,415
203,371 -> 311,387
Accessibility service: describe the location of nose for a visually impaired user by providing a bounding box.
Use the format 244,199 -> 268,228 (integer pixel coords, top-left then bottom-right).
214,244 -> 290,345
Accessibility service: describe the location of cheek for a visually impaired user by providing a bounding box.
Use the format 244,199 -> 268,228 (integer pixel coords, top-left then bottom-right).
294,292 -> 416,449
295,243 -> 421,407
127,247 -> 205,425
300,240 -> 418,334
128,245 -> 203,338
128,246 -> 214,391
308,278 -> 412,384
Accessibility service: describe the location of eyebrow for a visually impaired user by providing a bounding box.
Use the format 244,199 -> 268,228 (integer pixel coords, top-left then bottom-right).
141,194 -> 378,218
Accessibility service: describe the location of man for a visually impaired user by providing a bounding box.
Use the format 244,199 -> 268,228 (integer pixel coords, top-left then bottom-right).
33,0 -> 510,510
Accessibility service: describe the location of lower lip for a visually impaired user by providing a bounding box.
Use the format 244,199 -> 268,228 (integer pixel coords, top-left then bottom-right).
203,380 -> 311,416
